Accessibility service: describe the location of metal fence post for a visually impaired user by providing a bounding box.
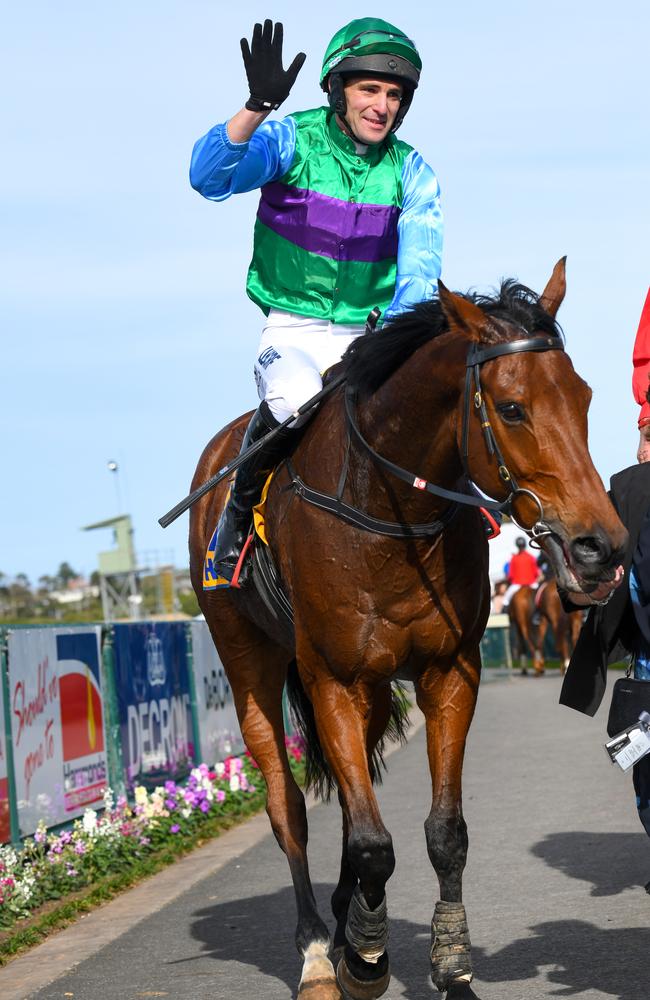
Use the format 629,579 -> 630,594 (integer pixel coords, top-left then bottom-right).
1,628 -> 21,844
184,622 -> 202,765
100,625 -> 126,800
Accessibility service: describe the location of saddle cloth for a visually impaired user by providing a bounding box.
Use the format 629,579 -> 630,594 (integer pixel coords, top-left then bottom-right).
203,476 -> 273,591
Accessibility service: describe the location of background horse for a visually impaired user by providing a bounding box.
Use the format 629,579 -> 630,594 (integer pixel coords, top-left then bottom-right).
507,585 -> 544,675
535,578 -> 584,673
189,261 -> 626,1000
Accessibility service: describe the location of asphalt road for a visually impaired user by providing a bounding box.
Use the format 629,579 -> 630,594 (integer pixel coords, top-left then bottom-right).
3,670 -> 649,1000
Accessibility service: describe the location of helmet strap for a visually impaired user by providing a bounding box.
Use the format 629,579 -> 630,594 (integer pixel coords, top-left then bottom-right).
328,74 -> 366,146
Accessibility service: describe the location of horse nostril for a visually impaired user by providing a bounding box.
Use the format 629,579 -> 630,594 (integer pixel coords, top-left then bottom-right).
570,534 -> 613,567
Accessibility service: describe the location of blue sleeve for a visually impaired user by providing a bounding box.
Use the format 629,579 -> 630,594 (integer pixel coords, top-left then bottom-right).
189,117 -> 297,202
383,150 -> 443,323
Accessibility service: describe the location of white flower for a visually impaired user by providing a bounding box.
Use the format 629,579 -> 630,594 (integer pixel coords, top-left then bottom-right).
181,807 -> 191,819
229,774 -> 240,793
1,847 -> 18,870
213,762 -> 225,778
82,809 -> 98,835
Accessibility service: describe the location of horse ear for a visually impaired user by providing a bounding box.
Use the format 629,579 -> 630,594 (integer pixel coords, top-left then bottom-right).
538,257 -> 567,318
438,281 -> 489,341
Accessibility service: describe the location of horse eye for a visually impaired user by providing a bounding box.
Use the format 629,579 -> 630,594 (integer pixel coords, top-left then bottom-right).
497,402 -> 525,423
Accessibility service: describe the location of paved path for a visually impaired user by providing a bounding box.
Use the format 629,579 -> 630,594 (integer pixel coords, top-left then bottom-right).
2,671 -> 649,1000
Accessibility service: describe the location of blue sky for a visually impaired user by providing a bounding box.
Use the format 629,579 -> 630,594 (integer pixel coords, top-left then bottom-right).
3,2 -> 649,583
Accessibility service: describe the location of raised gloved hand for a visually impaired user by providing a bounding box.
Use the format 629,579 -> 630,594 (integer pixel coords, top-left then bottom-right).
241,20 -> 306,113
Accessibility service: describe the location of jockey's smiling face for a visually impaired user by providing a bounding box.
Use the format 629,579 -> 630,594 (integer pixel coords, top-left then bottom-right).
336,76 -> 404,144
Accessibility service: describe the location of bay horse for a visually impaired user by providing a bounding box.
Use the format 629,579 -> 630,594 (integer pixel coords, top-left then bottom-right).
535,578 -> 584,674
507,585 -> 544,675
188,261 -> 626,1000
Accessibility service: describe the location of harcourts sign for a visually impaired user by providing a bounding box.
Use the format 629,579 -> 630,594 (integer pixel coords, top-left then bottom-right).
113,623 -> 195,790
6,627 -> 107,836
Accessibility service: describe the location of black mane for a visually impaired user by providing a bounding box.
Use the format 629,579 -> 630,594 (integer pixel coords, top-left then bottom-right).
343,279 -> 564,395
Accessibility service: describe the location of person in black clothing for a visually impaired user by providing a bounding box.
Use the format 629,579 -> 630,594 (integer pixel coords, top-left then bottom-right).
560,461 -> 650,843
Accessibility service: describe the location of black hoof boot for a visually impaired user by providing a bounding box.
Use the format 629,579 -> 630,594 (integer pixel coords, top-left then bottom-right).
430,901 -> 473,995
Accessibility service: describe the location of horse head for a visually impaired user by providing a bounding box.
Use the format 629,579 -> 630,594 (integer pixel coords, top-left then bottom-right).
438,259 -> 627,597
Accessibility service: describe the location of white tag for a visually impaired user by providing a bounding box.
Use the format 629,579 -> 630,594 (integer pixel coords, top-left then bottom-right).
605,724 -> 650,772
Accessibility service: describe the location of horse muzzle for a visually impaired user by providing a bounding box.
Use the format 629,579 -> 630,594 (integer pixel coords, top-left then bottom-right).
541,522 -> 628,595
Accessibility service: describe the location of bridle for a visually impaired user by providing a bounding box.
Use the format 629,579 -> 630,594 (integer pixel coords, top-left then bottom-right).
460,333 -> 565,540
335,331 -> 566,540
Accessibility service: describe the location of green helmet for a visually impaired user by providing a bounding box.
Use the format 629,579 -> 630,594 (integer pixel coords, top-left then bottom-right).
320,18 -> 421,132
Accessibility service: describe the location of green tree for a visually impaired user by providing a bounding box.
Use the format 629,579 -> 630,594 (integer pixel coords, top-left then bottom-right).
56,562 -> 77,588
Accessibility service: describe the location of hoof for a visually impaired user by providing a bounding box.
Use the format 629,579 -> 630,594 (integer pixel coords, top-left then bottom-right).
300,942 -> 341,999
336,953 -> 390,1000
446,983 -> 482,999
298,977 -> 343,999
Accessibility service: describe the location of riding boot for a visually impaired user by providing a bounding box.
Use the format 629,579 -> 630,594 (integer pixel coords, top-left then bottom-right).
213,401 -> 296,584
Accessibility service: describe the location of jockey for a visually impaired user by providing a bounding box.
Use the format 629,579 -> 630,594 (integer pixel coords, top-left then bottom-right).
502,536 -> 542,608
190,17 -> 444,583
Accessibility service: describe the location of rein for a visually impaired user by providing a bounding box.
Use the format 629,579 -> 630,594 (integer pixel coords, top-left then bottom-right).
289,332 -> 565,540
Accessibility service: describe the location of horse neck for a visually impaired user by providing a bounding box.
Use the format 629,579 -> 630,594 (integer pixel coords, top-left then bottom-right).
352,336 -> 465,517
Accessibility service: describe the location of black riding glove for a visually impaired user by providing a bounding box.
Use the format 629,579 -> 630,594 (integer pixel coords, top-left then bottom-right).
241,20 -> 306,113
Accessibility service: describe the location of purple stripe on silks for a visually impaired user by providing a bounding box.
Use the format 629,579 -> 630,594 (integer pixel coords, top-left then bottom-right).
257,182 -> 399,263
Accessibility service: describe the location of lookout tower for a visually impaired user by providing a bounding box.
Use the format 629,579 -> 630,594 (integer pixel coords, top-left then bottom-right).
82,515 -> 140,620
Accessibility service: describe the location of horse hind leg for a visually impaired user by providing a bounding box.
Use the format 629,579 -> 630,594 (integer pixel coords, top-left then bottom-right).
205,614 -> 339,998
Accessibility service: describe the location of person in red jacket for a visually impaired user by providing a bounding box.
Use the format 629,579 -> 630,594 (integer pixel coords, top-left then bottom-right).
502,536 -> 542,607
632,288 -> 650,462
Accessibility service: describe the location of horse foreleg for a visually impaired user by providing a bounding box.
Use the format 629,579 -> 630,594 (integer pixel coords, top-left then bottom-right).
331,685 -> 393,955
534,615 -> 547,675
416,658 -> 482,998
306,673 -> 394,1000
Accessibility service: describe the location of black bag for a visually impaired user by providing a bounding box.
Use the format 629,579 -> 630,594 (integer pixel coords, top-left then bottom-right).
607,674 -> 650,737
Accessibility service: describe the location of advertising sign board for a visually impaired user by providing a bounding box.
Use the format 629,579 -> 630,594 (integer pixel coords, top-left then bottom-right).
7,627 -> 107,837
0,666 -> 9,843
112,623 -> 195,789
190,621 -> 243,763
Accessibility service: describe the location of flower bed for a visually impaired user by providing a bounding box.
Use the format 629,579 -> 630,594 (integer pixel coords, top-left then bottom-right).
0,736 -> 305,949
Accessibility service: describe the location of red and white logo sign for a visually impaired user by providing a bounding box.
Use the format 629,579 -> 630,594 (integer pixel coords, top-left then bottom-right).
413,477 -> 427,491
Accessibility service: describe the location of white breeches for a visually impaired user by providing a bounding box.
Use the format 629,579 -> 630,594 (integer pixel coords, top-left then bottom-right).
253,309 -> 365,424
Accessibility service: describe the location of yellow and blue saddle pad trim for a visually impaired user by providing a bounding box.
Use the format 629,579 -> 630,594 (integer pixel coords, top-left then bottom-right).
203,476 -> 272,590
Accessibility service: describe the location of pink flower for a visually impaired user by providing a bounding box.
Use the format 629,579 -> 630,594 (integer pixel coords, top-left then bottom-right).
215,789 -> 226,804
170,824 -> 180,834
